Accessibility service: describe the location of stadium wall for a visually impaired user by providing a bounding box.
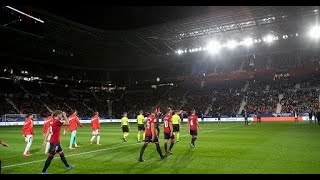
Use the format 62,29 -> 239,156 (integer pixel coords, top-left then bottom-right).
0,116 -> 313,126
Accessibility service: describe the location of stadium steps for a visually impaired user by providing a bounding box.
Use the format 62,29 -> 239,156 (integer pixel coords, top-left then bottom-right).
183,91 -> 189,100
82,102 -> 94,112
276,94 -> 284,113
92,91 -> 98,100
266,85 -> 270,91
278,94 -> 284,101
42,102 -> 52,112
239,58 -> 246,71
107,101 -> 112,116
205,104 -> 212,115
276,103 -> 282,113
242,81 -> 250,92
64,102 -> 73,110
19,84 -> 29,94
179,91 -> 189,109
238,98 -> 247,114
119,93 -> 125,100
5,98 -> 20,114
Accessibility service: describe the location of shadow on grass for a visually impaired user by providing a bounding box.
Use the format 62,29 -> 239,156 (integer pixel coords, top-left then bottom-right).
30,147 -> 41,154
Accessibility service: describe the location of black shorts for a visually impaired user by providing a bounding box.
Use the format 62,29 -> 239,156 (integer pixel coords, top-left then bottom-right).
173,124 -> 180,132
164,133 -> 175,140
122,125 -> 129,132
49,142 -> 63,154
190,130 -> 198,136
138,124 -> 145,131
144,136 -> 159,143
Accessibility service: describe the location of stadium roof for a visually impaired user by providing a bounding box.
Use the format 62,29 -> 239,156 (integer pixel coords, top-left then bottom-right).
1,6 -> 319,70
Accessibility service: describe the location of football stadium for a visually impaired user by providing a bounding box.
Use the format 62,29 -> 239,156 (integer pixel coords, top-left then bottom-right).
0,6 -> 320,174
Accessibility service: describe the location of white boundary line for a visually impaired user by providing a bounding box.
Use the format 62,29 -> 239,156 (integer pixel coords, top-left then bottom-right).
3,124 -> 241,169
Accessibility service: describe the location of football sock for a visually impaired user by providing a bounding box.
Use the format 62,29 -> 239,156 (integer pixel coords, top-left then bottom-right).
164,142 -> 168,152
143,132 -> 145,140
69,132 -> 76,148
139,144 -> 148,159
74,136 -> 78,146
97,135 -> 100,144
90,135 -> 96,143
137,133 -> 140,142
169,141 -> 174,151
59,154 -> 69,167
176,132 -> 180,141
42,156 -> 53,173
156,143 -> 163,157
24,139 -> 32,154
192,137 -> 197,146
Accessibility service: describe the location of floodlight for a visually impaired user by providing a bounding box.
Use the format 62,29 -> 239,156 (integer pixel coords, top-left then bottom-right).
206,41 -> 221,54
243,37 -> 253,46
309,26 -> 320,39
226,40 -> 238,49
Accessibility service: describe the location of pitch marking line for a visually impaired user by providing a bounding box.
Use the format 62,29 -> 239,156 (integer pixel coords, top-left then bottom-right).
3,124 -> 241,169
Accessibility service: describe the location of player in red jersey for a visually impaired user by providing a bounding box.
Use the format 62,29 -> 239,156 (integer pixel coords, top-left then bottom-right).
41,110 -> 74,174
43,112 -> 53,154
68,110 -> 83,150
22,114 -> 34,156
90,111 -> 101,145
138,107 -> 165,162
187,109 -> 200,148
0,140 -> 9,174
163,108 -> 175,155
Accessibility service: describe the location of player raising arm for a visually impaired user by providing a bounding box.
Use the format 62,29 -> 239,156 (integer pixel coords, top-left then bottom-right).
41,110 -> 74,174
187,109 -> 200,148
138,107 -> 165,162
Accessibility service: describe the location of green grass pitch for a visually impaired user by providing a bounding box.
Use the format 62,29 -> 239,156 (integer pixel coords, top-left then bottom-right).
1,121 -> 320,174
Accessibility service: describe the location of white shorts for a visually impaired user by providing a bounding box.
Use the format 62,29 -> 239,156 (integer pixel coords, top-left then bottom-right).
47,134 -> 52,141
24,135 -> 33,143
92,129 -> 100,135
